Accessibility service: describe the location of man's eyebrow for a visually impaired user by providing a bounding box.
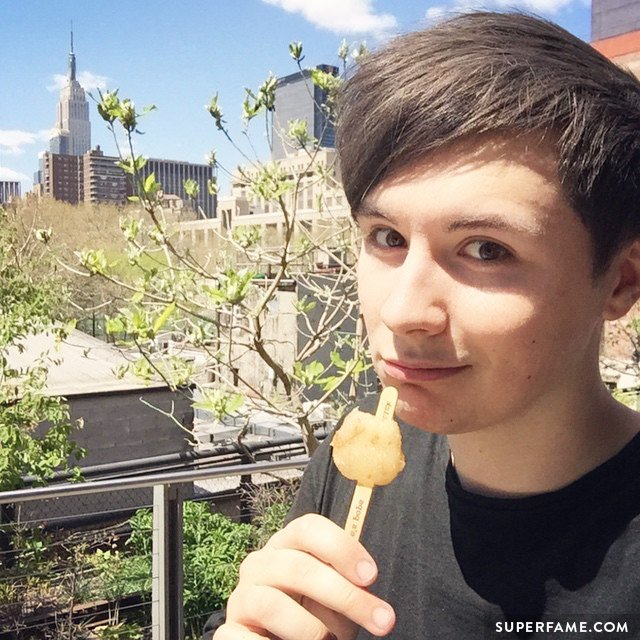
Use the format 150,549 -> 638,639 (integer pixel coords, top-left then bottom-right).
352,204 -> 395,223
446,214 -> 543,236
353,206 -> 544,235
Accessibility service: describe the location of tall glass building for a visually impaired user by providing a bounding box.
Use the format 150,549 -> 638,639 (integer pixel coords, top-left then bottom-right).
271,65 -> 339,160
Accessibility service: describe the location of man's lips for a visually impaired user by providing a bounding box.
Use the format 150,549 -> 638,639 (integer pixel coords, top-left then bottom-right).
381,359 -> 470,382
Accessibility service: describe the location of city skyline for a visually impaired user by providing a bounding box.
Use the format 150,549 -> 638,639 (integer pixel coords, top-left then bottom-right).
1,0 -> 591,194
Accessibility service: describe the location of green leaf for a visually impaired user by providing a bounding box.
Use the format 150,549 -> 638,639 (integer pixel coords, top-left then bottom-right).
77,249 -> 108,275
116,158 -> 136,175
207,177 -> 219,196
353,42 -> 368,61
96,88 -> 120,124
242,91 -> 260,122
204,268 -> 257,305
183,178 -> 199,200
153,301 -> 176,333
193,389 -> 245,420
289,41 -> 304,62
203,285 -> 228,304
143,172 -> 161,197
330,350 -> 345,368
292,360 -> 325,386
293,295 -> 316,313
257,74 -> 277,111
310,68 -> 341,94
207,94 -> 225,130
232,225 -> 262,249
226,394 -> 245,414
118,98 -> 138,131
338,39 -> 349,62
308,361 -> 324,377
287,119 -> 315,149
319,374 -> 342,393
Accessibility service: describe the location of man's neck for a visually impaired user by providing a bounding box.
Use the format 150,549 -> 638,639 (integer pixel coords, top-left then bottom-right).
446,386 -> 640,498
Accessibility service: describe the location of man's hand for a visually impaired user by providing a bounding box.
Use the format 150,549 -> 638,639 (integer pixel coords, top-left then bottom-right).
213,513 -> 396,640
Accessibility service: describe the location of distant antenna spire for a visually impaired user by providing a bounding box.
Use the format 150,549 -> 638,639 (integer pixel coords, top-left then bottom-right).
68,21 -> 76,81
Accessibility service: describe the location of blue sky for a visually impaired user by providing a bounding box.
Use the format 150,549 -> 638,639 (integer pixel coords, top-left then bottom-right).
1,0 -> 591,194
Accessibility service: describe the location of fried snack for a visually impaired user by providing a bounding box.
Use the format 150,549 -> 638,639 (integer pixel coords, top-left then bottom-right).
331,387 -> 405,538
332,408 -> 405,487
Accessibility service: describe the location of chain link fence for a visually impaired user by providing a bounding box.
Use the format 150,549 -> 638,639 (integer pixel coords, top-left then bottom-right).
0,457 -> 306,640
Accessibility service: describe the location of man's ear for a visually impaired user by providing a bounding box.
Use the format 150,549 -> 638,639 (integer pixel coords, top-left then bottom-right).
603,239 -> 640,321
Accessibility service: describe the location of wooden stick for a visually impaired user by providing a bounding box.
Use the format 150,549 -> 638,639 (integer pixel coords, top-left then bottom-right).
345,484 -> 373,539
375,386 -> 398,420
344,387 -> 399,540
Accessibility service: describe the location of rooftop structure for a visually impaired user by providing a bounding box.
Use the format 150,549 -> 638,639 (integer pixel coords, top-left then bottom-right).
5,329 -> 168,396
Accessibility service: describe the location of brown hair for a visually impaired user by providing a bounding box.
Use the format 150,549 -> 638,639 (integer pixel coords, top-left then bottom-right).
336,12 -> 640,275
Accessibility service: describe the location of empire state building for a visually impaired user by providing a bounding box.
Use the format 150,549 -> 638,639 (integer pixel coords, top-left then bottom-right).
50,31 -> 91,156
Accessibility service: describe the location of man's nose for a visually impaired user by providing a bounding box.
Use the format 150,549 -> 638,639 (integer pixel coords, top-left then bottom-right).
379,252 -> 449,336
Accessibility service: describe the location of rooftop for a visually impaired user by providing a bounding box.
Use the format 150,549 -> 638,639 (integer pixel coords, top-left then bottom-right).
5,329 -> 168,396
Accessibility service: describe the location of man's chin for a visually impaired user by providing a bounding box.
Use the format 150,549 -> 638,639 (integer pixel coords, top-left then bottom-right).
394,398 -> 475,435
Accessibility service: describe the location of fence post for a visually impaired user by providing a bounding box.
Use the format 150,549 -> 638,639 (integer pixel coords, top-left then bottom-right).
152,483 -> 184,640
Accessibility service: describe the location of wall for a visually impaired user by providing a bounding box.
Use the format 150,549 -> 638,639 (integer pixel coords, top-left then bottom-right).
64,387 -> 193,466
21,387 -> 194,525
227,288 -> 299,396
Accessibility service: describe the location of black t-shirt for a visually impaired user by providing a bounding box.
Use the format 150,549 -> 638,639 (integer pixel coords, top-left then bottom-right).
287,419 -> 640,639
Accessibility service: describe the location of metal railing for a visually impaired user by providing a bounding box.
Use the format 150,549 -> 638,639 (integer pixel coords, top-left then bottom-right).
0,457 -> 309,640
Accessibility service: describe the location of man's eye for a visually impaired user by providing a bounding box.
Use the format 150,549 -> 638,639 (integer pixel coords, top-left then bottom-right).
373,228 -> 406,248
463,240 -> 512,261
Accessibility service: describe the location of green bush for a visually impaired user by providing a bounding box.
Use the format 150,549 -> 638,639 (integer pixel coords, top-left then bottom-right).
91,548 -> 151,601
109,500 -> 256,636
182,502 -> 256,613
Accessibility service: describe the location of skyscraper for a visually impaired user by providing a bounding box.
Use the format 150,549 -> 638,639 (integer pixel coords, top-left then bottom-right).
271,65 -> 338,160
49,29 -> 91,156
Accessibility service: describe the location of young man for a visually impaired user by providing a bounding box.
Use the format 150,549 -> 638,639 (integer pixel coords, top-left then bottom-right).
212,11 -> 640,640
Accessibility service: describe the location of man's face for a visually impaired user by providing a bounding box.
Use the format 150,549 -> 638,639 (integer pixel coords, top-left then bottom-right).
355,140 -> 614,435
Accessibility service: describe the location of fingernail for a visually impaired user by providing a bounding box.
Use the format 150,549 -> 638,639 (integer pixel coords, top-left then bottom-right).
356,559 -> 377,583
372,606 -> 394,631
